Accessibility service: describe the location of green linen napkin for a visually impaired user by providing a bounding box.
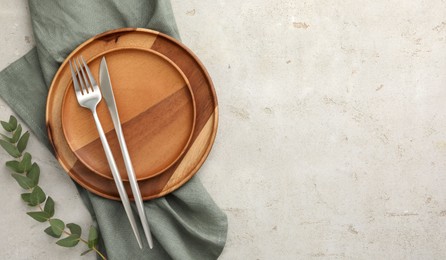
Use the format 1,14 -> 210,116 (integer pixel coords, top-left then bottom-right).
0,0 -> 228,259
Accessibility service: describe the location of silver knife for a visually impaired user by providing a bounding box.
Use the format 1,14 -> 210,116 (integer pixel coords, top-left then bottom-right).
99,57 -> 154,249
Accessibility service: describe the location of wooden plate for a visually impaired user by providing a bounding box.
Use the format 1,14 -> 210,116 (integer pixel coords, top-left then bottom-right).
46,28 -> 218,200
61,47 -> 196,181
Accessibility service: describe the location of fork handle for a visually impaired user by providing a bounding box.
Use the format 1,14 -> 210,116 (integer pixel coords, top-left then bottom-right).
91,110 -> 143,249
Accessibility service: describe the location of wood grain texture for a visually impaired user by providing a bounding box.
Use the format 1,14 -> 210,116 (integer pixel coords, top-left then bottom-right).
62,48 -> 195,181
46,28 -> 218,200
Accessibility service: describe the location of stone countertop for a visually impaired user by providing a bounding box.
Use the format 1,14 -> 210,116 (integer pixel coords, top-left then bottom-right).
1,0 -> 446,259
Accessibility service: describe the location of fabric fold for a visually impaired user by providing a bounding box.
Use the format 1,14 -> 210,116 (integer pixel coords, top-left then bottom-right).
0,0 -> 227,259
0,49 -> 49,146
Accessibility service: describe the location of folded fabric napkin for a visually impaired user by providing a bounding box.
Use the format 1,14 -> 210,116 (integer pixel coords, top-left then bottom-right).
0,0 -> 227,259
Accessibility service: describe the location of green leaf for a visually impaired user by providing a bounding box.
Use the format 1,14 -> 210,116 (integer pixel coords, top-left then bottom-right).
11,173 -> 34,189
20,152 -> 32,173
11,124 -> 22,143
44,226 -> 62,238
0,133 -> 13,143
27,211 -> 50,222
67,223 -> 82,236
17,131 -> 29,153
1,121 -> 13,132
30,186 -> 46,206
80,249 -> 93,256
56,234 -> 80,247
6,160 -> 24,173
27,163 -> 40,185
88,226 -> 98,248
44,196 -> 55,217
0,139 -> 21,158
50,219 -> 65,237
21,193 -> 31,203
8,115 -> 17,131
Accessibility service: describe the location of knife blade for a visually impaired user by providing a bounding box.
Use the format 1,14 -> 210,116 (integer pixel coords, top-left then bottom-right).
99,57 -> 154,249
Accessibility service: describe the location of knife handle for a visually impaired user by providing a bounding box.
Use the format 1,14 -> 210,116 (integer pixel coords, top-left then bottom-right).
114,121 -> 154,249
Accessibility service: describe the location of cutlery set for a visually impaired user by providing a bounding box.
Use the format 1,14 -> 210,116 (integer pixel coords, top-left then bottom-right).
69,56 -> 153,249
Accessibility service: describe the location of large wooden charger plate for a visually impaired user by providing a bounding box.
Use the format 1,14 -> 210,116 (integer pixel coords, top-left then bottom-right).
62,47 -> 196,181
46,28 -> 218,200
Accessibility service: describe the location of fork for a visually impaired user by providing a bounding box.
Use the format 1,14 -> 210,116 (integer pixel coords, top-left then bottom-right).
69,56 -> 143,249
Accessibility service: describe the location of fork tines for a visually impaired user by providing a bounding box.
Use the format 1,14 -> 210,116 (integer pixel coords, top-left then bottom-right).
69,56 -> 99,95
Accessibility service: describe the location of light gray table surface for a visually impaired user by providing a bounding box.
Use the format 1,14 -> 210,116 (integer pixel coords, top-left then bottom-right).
2,0 -> 446,259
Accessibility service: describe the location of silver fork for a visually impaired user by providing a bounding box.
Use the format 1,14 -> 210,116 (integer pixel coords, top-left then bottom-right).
69,56 -> 143,249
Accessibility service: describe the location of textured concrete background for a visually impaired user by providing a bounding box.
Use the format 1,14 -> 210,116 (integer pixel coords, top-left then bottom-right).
1,0 -> 446,259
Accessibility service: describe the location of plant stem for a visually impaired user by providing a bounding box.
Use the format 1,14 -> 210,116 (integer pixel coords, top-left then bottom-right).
78,236 -> 107,260
91,246 -> 107,260
38,200 -> 106,259
3,122 -> 106,260
61,227 -> 106,260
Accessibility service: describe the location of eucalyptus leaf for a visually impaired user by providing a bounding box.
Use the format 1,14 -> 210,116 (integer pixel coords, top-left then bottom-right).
0,121 -> 13,132
6,160 -> 25,173
44,226 -> 62,238
44,196 -> 55,217
27,211 -> 50,222
80,249 -> 93,256
21,193 -> 31,203
20,152 -> 32,173
56,234 -> 80,247
11,173 -> 34,189
67,223 -> 82,236
27,163 -> 40,185
30,186 -> 46,205
49,219 -> 65,237
11,124 -> 22,143
8,115 -> 17,131
88,226 -> 98,248
17,131 -> 29,153
0,133 -> 13,143
27,199 -> 38,207
0,139 -> 21,158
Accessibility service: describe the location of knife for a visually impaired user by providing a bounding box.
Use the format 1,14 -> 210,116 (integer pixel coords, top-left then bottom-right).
99,57 -> 154,249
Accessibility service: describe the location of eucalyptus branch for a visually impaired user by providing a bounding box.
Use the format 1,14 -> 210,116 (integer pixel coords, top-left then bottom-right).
1,115 -> 106,259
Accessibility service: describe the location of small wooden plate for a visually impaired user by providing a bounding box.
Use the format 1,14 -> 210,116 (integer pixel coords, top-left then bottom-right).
61,47 -> 196,181
46,28 -> 218,200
